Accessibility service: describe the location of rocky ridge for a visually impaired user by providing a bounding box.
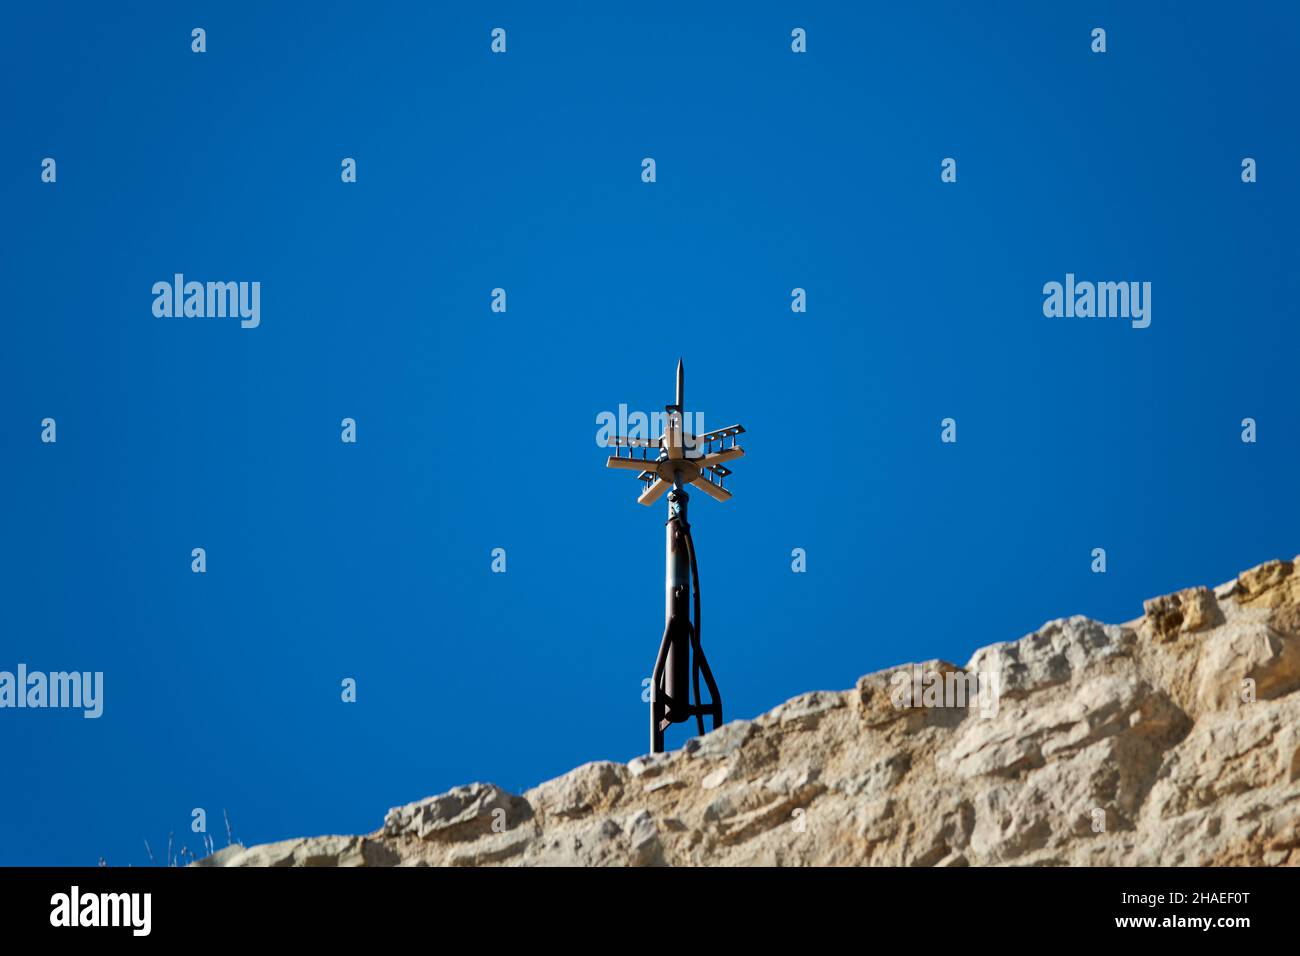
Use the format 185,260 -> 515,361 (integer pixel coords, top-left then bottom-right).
197,557 -> 1300,866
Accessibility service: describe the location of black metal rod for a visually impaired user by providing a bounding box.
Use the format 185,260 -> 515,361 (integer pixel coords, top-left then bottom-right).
683,523 -> 722,730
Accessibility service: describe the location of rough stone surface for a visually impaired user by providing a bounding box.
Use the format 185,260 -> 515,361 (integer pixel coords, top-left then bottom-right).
196,557 -> 1300,866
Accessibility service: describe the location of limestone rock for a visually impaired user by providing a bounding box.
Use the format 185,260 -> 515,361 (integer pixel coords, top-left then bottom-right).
383,783 -> 529,843
1142,587 -> 1221,642
197,555 -> 1300,868
192,835 -> 398,867
523,762 -> 628,822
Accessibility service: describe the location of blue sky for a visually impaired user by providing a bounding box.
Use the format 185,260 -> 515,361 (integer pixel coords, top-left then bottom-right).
2,2 -> 1297,865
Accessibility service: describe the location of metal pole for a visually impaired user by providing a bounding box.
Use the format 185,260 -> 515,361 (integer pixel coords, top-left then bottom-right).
665,478 -> 690,711
650,476 -> 691,752
624,359 -> 737,753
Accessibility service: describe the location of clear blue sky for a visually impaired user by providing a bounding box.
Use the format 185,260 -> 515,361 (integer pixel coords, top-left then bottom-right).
2,2 -> 1297,865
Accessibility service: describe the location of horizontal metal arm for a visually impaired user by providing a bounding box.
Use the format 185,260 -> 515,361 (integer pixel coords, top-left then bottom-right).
697,446 -> 745,468
689,476 -> 732,502
638,477 -> 671,506
695,424 -> 746,444
607,456 -> 653,471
